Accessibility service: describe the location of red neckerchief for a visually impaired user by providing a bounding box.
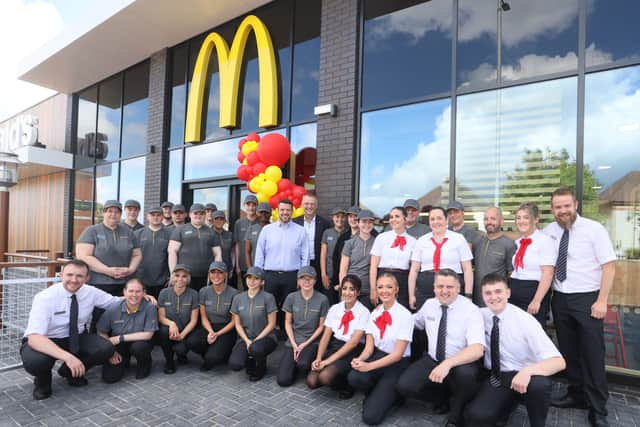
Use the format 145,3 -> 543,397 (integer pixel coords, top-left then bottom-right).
391,235 -> 406,251
374,310 -> 392,339
514,237 -> 533,271
339,310 -> 355,335
431,237 -> 449,273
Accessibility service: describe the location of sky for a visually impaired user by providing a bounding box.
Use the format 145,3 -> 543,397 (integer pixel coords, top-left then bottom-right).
0,0 -> 128,121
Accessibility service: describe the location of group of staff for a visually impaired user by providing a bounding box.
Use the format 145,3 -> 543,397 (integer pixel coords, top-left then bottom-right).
20,187 -> 614,427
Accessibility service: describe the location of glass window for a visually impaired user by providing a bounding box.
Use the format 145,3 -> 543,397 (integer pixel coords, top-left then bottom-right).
184,138 -> 240,180
455,77 -> 577,232
457,0 -> 497,90
584,65 -> 640,371
97,75 -> 123,162
170,44 -> 188,148
359,99 -> 451,219
291,0 -> 321,122
362,0 -> 452,108
119,156 -> 146,222
167,149 -> 183,204
94,162 -> 120,222
289,123 -> 317,189
193,187 -> 229,215
500,0 -> 578,82
121,62 -> 149,158
76,87 -> 98,161
586,0 -> 640,68
73,168 -> 94,242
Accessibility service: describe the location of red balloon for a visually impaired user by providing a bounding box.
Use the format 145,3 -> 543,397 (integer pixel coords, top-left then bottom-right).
269,195 -> 280,209
292,197 -> 301,207
238,138 -> 247,150
252,162 -> 267,175
237,165 -> 251,181
293,186 -> 306,198
237,152 -> 245,163
258,133 -> 291,167
246,151 -> 260,167
247,132 -> 260,143
277,178 -> 293,192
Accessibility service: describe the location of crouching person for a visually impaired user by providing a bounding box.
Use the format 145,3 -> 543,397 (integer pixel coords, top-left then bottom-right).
97,278 -> 158,382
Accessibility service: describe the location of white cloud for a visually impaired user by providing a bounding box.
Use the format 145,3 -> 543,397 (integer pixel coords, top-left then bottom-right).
0,0 -> 64,121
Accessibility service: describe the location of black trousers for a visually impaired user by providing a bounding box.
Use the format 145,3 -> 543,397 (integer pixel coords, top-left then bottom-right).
348,349 -> 411,425
189,326 -> 236,366
228,337 -> 278,375
415,270 -> 436,310
396,355 -> 480,424
90,283 -> 124,333
277,342 -> 319,387
264,270 -> 297,331
380,269 -> 410,309
157,325 -> 197,362
552,290 -> 608,416
509,278 -> 550,328
21,333 -> 114,385
465,371 -> 552,427
101,340 -> 153,383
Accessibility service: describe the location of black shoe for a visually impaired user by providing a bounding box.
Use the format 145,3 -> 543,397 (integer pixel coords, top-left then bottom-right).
246,355 -> 256,377
444,422 -> 457,427
177,355 -> 188,365
588,411 -> 610,427
551,392 -> 589,409
338,386 -> 355,400
163,361 -> 176,374
57,363 -> 71,378
32,375 -> 52,400
250,361 -> 265,381
67,376 -> 88,387
433,401 -> 450,415
135,363 -> 151,379
200,362 -> 213,372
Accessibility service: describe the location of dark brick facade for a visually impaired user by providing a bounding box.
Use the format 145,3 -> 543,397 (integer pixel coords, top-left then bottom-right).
315,0 -> 359,215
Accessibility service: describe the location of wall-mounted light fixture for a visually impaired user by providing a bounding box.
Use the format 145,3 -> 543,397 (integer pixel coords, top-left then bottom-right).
314,104 -> 337,117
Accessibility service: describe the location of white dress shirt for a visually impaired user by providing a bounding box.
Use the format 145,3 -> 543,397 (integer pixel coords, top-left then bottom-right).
24,282 -> 120,338
324,300 -> 370,343
366,301 -> 414,357
414,295 -> 484,360
481,303 -> 561,372
511,229 -> 557,281
543,215 -> 616,293
303,215 -> 316,260
370,230 -> 417,270
411,230 -> 473,273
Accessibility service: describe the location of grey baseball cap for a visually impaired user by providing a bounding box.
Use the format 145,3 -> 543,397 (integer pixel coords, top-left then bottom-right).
208,261 -> 228,273
172,204 -> 186,213
346,206 -> 360,215
145,206 -> 162,214
257,202 -> 271,213
446,200 -> 465,211
204,203 -> 217,211
124,199 -> 141,209
189,203 -> 206,213
173,264 -> 191,274
245,266 -> 264,280
330,207 -> 346,216
161,201 -> 174,209
212,210 -> 226,219
244,194 -> 258,204
297,266 -> 317,279
103,200 -> 122,211
403,199 -> 420,210
358,209 -> 376,221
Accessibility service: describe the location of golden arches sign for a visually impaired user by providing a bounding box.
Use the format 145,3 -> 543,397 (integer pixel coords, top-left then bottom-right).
185,15 -> 278,144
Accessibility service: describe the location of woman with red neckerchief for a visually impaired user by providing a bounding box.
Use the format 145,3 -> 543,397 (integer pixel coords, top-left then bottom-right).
347,273 -> 413,425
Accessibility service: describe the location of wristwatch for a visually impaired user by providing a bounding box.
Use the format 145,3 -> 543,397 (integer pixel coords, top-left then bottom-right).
119,334 -> 125,344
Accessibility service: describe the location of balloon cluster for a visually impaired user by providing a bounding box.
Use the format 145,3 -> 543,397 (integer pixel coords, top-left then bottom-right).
236,132 -> 306,219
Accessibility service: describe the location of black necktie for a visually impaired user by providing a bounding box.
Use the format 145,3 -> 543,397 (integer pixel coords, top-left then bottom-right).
556,228 -> 569,282
69,294 -> 80,354
490,315 -> 501,387
436,305 -> 448,362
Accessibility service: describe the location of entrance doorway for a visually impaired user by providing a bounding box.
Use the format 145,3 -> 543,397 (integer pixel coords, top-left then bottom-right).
184,180 -> 250,230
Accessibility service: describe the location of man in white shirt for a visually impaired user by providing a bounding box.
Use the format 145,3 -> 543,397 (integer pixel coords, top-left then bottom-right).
397,269 -> 484,427
544,187 -> 616,427
20,260 -> 120,400
465,273 -> 565,427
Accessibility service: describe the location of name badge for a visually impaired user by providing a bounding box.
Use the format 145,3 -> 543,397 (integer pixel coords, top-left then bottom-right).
251,231 -> 258,236
185,231 -> 193,235
238,305 -> 245,311
327,236 -> 334,241
164,302 -> 172,306
205,300 -> 213,306
114,320 -> 124,324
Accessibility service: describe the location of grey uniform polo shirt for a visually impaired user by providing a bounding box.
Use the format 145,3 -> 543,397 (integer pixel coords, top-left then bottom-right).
77,223 -> 139,285
96,299 -> 158,337
135,226 -> 171,287
282,290 -> 329,345
407,222 -> 431,239
233,217 -> 257,272
450,223 -> 482,249
321,228 -> 342,279
342,234 -> 376,294
473,234 -> 516,303
230,290 -> 277,341
199,285 -> 238,325
170,223 -> 220,277
244,223 -> 265,266
124,221 -> 144,232
158,287 -> 199,330
214,229 -> 234,272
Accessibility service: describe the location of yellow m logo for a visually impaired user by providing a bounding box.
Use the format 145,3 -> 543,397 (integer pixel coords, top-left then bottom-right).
185,15 -> 278,144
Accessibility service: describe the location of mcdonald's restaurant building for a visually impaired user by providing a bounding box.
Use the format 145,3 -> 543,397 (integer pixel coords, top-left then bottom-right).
9,0 -> 640,376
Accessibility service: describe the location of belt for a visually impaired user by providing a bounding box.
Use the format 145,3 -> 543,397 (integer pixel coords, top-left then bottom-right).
265,270 -> 297,274
381,268 -> 409,273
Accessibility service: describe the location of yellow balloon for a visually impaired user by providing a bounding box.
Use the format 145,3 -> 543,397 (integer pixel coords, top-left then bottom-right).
241,140 -> 258,156
292,207 -> 304,218
257,192 -> 270,203
265,165 -> 282,182
261,180 -> 277,197
242,159 -> 248,165
271,208 -> 279,221
249,176 -> 261,193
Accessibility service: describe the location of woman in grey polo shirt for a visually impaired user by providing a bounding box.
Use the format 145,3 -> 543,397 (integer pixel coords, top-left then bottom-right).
228,267 -> 278,381
277,266 -> 329,387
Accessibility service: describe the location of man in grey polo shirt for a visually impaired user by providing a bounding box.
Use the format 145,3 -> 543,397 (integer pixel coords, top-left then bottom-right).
211,210 -> 234,279
123,200 -> 144,231
135,206 -> 171,299
320,207 -> 346,304
244,202 -> 271,269
234,194 -> 258,286
404,199 -> 430,238
167,204 -> 187,233
204,203 -> 218,228
97,278 -> 157,382
473,206 -> 516,305
447,200 -> 481,251
341,209 -> 377,308
161,201 -> 174,227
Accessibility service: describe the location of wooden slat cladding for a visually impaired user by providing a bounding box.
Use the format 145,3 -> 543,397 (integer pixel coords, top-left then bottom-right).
3,93 -> 68,151
7,172 -> 65,257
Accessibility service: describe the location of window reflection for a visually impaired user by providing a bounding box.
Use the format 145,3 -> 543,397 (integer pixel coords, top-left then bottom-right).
121,62 -> 149,158
193,187 -> 229,216
586,0 -> 640,68
184,138 -> 240,180
455,77 -> 577,231
291,0 -> 321,122
457,0 -> 497,89
73,168 -> 94,242
167,149 -> 183,203
359,100 -> 450,219
290,123 -> 317,190
363,0 -> 452,108
76,87 -> 97,161
170,44 -> 188,147
119,156 -> 146,222
97,75 -> 122,162
584,66 -> 640,372
94,162 -> 119,222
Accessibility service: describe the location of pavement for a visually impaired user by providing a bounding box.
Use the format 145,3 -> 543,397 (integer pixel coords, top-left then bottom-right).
1,347 -> 639,427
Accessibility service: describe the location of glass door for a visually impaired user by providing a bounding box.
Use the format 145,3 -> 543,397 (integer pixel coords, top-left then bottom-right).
186,181 -> 248,230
